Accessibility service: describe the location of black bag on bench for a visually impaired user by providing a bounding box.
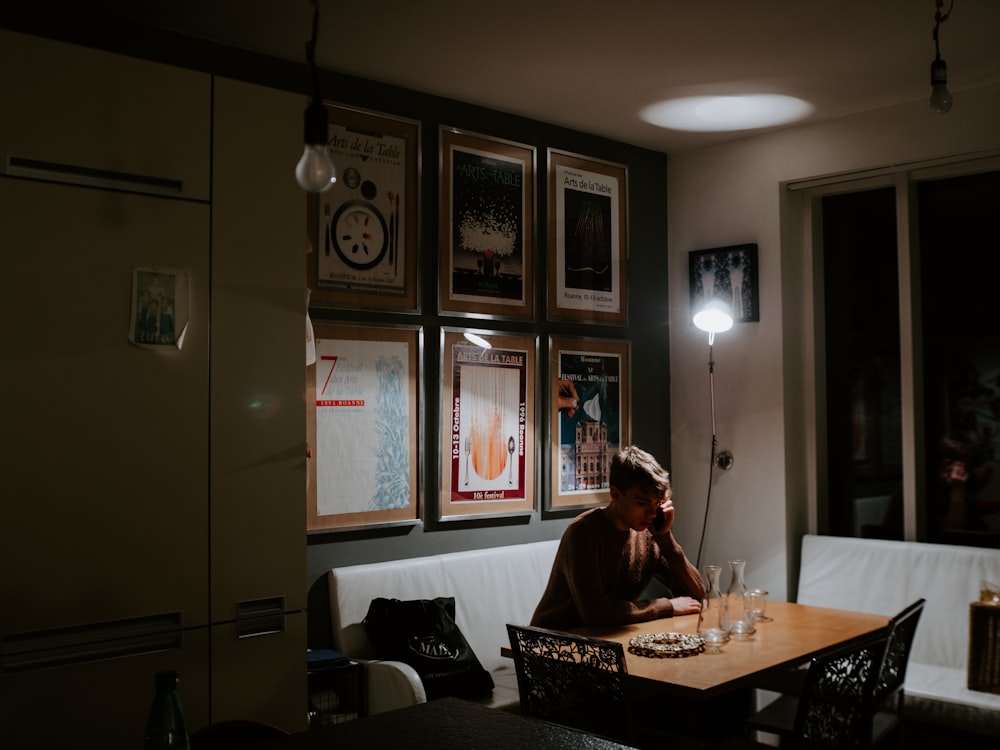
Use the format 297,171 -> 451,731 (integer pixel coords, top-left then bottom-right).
363,596 -> 494,700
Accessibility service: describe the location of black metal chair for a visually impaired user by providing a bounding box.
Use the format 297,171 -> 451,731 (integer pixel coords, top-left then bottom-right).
751,598 -> 925,738
738,631 -> 891,749
872,598 -> 925,717
505,623 -> 634,744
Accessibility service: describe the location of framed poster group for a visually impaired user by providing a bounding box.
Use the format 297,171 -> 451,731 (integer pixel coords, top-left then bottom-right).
548,336 -> 630,511
307,323 -> 421,532
439,127 -> 535,319
307,103 -> 420,312
547,149 -> 628,325
439,328 -> 537,520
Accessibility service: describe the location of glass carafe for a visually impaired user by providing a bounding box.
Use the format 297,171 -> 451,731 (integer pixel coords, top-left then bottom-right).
697,564 -> 730,648
724,559 -> 756,637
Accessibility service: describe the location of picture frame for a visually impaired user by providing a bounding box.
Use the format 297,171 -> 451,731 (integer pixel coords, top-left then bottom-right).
548,335 -> 630,511
547,149 -> 628,324
439,127 -> 535,319
307,322 -> 421,533
439,328 -> 537,520
689,243 -> 759,323
307,103 -> 420,312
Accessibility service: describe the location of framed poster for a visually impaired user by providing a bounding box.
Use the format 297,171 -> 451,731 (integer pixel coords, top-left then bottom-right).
689,243 -> 759,323
547,149 -> 628,324
439,328 -> 537,520
307,323 -> 421,532
307,103 -> 420,312
548,336 -> 630,511
439,128 -> 535,318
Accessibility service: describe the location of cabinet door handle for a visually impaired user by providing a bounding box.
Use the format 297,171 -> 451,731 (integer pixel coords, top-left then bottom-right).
5,156 -> 183,197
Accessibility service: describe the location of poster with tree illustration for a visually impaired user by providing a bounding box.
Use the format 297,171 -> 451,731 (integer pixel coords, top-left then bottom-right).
440,128 -> 535,319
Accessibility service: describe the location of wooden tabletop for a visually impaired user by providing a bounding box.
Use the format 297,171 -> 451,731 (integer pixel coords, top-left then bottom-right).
529,601 -> 890,700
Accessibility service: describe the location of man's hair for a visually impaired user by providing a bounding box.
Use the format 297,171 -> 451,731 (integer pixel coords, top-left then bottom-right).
609,445 -> 671,497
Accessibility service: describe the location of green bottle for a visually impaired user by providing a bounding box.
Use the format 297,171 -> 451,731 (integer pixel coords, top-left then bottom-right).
143,671 -> 190,750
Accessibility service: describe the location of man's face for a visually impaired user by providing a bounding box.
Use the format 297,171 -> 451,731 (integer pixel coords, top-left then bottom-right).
610,485 -> 664,531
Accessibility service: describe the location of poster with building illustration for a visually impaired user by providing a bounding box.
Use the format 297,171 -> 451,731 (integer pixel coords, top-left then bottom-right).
440,330 -> 536,519
549,337 -> 631,510
440,128 -> 535,318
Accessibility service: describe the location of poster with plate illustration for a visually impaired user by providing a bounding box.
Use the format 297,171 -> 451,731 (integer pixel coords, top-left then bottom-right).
307,104 -> 419,312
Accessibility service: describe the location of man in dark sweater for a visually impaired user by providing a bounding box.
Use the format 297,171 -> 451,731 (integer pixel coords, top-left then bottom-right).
531,446 -> 704,629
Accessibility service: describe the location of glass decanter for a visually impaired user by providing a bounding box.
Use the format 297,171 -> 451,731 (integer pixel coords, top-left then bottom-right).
724,559 -> 756,637
697,564 -> 730,648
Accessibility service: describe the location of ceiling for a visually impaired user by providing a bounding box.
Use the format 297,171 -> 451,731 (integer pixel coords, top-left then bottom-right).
81,1 -> 1000,154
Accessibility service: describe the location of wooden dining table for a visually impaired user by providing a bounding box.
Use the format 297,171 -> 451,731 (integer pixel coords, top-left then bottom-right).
567,600 -> 890,700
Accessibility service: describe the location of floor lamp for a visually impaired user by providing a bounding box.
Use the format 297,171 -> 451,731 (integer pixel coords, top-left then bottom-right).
692,299 -> 734,569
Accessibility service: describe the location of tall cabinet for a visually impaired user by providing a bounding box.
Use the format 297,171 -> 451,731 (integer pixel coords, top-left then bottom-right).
0,30 -> 307,748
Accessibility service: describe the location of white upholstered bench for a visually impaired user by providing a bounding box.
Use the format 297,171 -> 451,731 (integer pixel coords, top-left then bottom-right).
796,534 -> 1000,737
327,540 -> 559,715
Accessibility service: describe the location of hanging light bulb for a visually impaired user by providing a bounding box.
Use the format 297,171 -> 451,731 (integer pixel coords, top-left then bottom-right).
295,0 -> 337,192
929,0 -> 954,114
296,98 -> 337,192
929,59 -> 953,114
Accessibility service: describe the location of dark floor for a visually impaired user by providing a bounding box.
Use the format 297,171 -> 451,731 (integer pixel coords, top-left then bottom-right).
898,719 -> 995,749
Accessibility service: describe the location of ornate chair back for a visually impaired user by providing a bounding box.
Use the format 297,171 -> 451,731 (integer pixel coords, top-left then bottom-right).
505,623 -> 632,744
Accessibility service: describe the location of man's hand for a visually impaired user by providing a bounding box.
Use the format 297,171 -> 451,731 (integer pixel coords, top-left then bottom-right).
670,596 -> 701,615
651,496 -> 675,536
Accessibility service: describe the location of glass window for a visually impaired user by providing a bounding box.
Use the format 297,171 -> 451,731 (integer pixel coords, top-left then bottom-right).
819,170 -> 1000,548
822,187 -> 903,540
919,171 -> 1000,547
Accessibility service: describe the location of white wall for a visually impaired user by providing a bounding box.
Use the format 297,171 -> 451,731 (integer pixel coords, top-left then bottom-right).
667,83 -> 1000,601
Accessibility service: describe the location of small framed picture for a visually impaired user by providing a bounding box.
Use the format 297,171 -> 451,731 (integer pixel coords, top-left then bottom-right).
548,336 -> 630,511
439,328 -> 537,520
307,323 -> 422,532
439,127 -> 535,319
307,103 -> 420,312
547,149 -> 628,324
689,243 -> 759,323
128,266 -> 189,350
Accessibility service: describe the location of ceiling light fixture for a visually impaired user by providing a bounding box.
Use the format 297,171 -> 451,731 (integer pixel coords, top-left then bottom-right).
930,0 -> 954,114
640,94 -> 813,133
295,0 -> 337,192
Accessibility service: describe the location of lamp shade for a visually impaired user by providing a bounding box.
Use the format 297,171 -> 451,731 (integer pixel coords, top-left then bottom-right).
693,299 -> 734,334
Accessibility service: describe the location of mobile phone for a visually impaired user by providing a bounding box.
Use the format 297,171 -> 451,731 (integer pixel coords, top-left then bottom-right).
653,506 -> 666,532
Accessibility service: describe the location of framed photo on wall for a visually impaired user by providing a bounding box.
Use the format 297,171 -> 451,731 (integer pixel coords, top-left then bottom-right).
307,323 -> 421,532
547,149 -> 628,324
689,243 -> 759,323
439,127 -> 535,318
439,328 -> 537,520
548,336 -> 630,511
307,103 -> 420,312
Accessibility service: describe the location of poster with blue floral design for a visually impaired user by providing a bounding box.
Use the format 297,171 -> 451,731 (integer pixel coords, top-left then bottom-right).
308,324 -> 420,532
